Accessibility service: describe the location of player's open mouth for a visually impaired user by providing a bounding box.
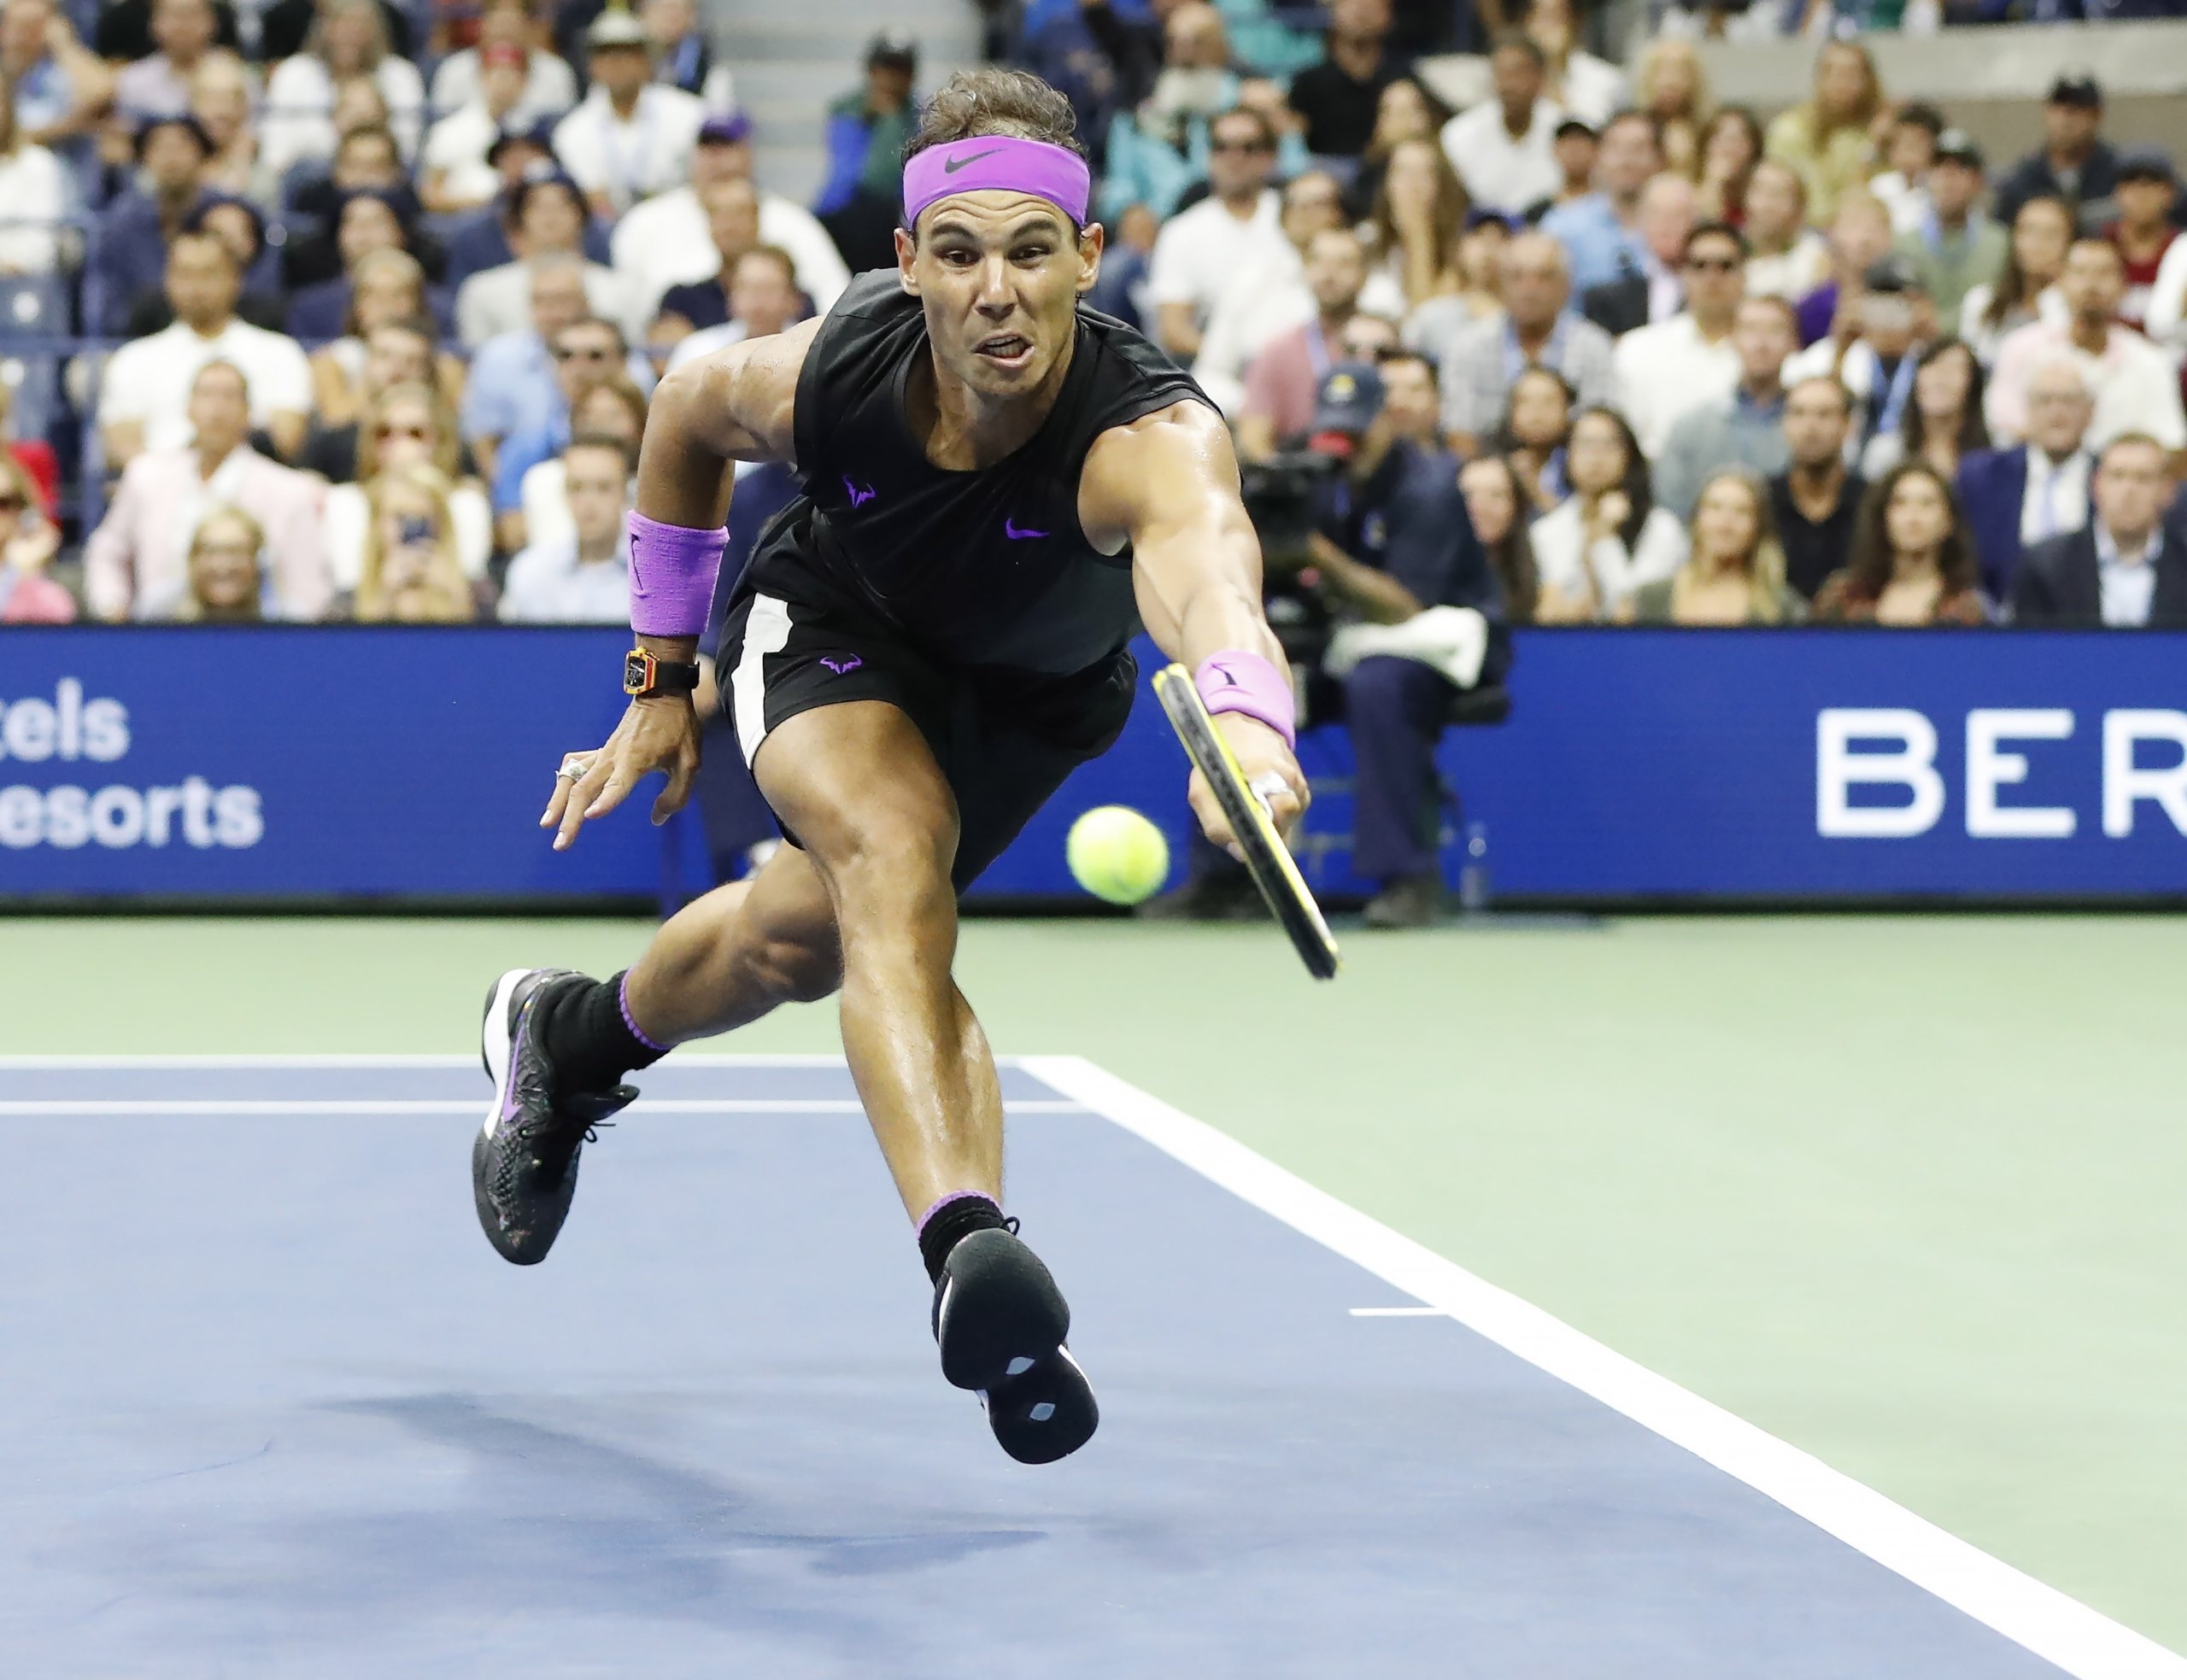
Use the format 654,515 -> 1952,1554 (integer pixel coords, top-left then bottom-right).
974,333 -> 1034,369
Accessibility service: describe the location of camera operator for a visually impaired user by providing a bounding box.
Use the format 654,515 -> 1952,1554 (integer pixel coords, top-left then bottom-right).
1151,358 -> 1506,928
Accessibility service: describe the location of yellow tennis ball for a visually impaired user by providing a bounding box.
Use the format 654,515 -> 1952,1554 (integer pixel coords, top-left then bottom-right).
1067,805 -> 1170,905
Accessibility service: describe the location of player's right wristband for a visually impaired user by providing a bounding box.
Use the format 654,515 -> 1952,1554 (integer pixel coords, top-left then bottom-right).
1195,650 -> 1296,748
626,511 -> 729,638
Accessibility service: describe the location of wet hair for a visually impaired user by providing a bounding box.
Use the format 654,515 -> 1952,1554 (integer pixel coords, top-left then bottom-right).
904,67 -> 1085,163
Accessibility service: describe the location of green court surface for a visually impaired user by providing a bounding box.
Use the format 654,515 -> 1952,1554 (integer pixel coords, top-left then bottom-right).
6,911 -> 2182,1655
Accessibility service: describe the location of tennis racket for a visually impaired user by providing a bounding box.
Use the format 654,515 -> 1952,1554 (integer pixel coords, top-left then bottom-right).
1152,663 -> 1340,980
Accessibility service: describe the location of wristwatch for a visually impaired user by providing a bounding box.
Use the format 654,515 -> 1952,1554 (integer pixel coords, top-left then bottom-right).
623,647 -> 702,699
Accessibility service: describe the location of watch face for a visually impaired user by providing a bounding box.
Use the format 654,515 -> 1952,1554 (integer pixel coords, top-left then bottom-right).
624,650 -> 652,694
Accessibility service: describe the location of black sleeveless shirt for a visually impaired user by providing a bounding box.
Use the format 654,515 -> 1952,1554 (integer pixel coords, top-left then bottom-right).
783,268 -> 1209,676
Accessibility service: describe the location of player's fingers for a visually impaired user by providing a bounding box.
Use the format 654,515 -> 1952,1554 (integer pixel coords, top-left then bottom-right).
584,761 -> 640,823
1187,770 -> 1238,853
554,755 -> 618,851
652,746 -> 697,824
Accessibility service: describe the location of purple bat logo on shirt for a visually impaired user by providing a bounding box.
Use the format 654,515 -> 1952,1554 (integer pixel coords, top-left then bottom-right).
844,477 -> 877,508
819,655 -> 864,676
1004,518 -> 1047,540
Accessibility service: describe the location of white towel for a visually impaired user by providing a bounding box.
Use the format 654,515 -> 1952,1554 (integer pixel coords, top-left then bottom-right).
1322,606 -> 1491,691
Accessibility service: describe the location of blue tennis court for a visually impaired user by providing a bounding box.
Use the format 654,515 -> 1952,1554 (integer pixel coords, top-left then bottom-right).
0,1055 -> 2164,1678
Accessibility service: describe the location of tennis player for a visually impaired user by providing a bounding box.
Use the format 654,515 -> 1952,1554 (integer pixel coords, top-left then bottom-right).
476,67 -> 1306,1465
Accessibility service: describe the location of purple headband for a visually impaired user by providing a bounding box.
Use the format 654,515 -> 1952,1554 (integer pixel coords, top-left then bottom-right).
902,136 -> 1092,231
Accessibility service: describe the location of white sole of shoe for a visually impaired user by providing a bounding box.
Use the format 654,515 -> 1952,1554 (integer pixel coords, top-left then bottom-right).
480,967 -> 532,1139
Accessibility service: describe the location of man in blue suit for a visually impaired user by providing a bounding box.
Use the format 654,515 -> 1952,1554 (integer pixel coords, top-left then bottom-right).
1956,358 -> 2096,601
2012,433 -> 2187,626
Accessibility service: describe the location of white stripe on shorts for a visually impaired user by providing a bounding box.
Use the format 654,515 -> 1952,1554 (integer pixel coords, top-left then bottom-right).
731,593 -> 794,767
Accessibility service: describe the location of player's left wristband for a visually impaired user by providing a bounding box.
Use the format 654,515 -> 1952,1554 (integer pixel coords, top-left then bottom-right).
1195,651 -> 1296,748
626,511 -> 729,638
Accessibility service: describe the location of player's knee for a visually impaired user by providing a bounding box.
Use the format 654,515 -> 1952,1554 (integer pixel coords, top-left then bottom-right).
820,804 -> 959,908
753,930 -> 842,1004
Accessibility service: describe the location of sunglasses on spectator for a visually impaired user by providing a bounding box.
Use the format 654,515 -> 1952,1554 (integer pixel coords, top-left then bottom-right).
554,343 -> 615,361
0,491 -> 24,511
1684,255 -> 1741,272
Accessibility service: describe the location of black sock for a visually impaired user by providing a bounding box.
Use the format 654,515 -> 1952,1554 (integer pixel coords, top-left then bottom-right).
918,1192 -> 1007,1284
536,969 -> 667,1092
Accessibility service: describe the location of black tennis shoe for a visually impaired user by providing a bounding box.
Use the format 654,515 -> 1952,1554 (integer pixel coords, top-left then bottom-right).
473,967 -> 636,1266
932,1226 -> 1099,1464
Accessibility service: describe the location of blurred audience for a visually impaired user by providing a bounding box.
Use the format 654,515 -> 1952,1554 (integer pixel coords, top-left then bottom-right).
1957,357 -> 2097,601
1440,33 -> 1560,219
1532,405 -> 1686,621
352,461 -> 476,622
499,433 -> 635,621
1762,39 -> 1882,227
2010,432 -> 2186,628
1892,129 -> 2005,321
261,0 -> 425,179
454,178 -> 624,348
1146,102 -> 1287,361
429,0 -> 578,132
1693,104 -> 1762,227
1961,193 -> 2072,363
161,505 -> 262,623
1613,218 -> 1745,457
1539,108 -> 1662,295
324,378 -> 490,593
0,448 -> 67,622
554,8 -> 704,221
1488,365 -> 1575,514
1239,227 -> 1371,459
1580,173 -> 1696,335
1631,39 -> 1709,178
1458,453 -> 1539,623
1629,467 -> 1803,624
1655,295 -> 1797,518
1811,460 -> 1986,625
1770,376 -> 1866,600
1861,336 -> 1988,479
1987,238 -> 2185,452
1429,231 -> 1617,455
1286,0 -> 1410,160
1740,161 -> 1830,300
1993,74 -> 2117,235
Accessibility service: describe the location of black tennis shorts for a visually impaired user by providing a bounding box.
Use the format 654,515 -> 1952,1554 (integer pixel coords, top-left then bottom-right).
716,540 -> 1135,893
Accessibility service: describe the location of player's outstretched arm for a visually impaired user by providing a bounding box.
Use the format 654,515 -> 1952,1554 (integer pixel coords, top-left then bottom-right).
544,319 -> 822,852
1084,401 -> 1310,852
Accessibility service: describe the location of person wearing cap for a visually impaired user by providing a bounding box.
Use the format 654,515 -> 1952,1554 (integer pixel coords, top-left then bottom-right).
430,0 -> 578,134
2106,149 -> 2178,337
422,40 -> 538,214
1539,109 -> 1662,296
88,112 -> 212,335
641,0 -> 735,114
1891,129 -> 2006,324
554,8 -> 706,220
611,111 -> 851,324
814,29 -> 920,271
1994,74 -> 2122,237
1988,237 -> 2186,458
1784,254 -> 1934,448
1439,33 -> 1563,220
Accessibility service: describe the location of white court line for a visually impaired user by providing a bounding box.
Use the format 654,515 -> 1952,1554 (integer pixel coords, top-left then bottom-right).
1023,1053 -> 2186,1680
0,1099 -> 1087,1117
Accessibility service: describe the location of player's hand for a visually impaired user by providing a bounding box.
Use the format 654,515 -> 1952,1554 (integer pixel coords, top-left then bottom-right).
542,695 -> 701,851
1188,713 -> 1308,863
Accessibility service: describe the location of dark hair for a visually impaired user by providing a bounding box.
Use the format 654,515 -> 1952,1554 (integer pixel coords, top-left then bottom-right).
184,193 -> 267,265
1489,30 -> 1546,71
1600,108 -> 1663,153
1469,454 -> 1540,623
1845,461 -> 1977,600
1369,75 -> 1453,158
1209,103 -> 1279,155
1738,293 -> 1800,335
512,173 -> 585,227
2100,430 -> 2169,468
1697,105 -> 1763,216
337,122 -> 399,161
566,429 -> 639,472
1898,337 -> 1990,462
1490,364 -> 1576,455
572,373 -> 649,448
1568,404 -> 1653,550
1683,220 -> 1748,260
904,67 -> 1085,163
734,243 -> 800,289
554,313 -> 629,358
1375,346 -> 1438,389
1985,194 -> 2073,331
1895,101 -> 1947,138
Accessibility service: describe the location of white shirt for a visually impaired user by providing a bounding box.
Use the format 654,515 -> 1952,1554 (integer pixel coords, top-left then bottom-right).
2143,234 -> 2187,359
454,258 -> 635,349
1439,99 -> 1563,218
100,319 -> 314,454
420,103 -> 506,209
0,144 -> 66,275
499,533 -> 631,623
1744,231 -> 1831,302
321,479 -> 493,589
1868,169 -> 1930,237
1146,190 -> 1287,330
260,55 -> 425,177
430,48 -> 578,131
553,85 -> 706,215
1613,313 -> 1742,458
1531,499 -> 1689,616
1553,53 -> 1625,126
2095,522 -> 2162,628
1987,319 -> 2187,452
609,184 -> 852,322
2020,448 -> 2091,547
1958,281 -> 2067,368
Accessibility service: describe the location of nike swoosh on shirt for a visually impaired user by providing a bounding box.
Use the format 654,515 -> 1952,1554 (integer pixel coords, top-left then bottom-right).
1004,519 -> 1047,540
943,148 -> 1005,174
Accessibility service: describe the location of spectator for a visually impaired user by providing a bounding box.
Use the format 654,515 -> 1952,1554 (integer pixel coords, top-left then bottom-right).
85,360 -> 327,621
1539,109 -> 1662,296
554,8 -> 704,221
642,0 -> 735,113
1693,104 -> 1762,227
650,175 -> 761,348
1614,218 -> 1745,458
490,313 -> 628,546
1191,168 -> 1354,413
300,312 -> 442,479
1085,200 -> 1158,329
0,64 -> 63,276
161,506 -> 262,623
1654,294 -> 1797,518
99,231 -> 313,470
1011,0 -> 1165,164
261,0 -> 425,179
663,243 -> 804,371
96,0 -> 239,62
1960,193 -> 2072,366
114,0 -> 217,121
1439,32 -> 1561,220
1769,376 -> 1866,600
518,372 -> 646,548
1580,173 -> 1696,337
1741,161 -> 1828,302
1100,4 -> 1253,223
429,0 -> 578,135
188,50 -> 265,202
500,434 -> 636,621
1892,130 -> 2006,324
1631,38 -> 1709,180
1525,0 -> 1620,128
256,0 -> 407,61
1238,227 -> 1370,459
0,448 -> 67,622
1762,39 -> 1881,229
282,119 -> 420,290
2109,150 -> 2178,337
1532,114 -> 1595,221
1785,255 -> 1931,447
1287,0 -> 1410,161
4,0 -> 114,151
117,193 -> 286,336
1958,357 -> 2097,600
1344,73 -> 1451,221
455,177 -> 625,348
459,251 -> 591,483
1363,137 -> 1468,313
1458,453 -> 1539,622
286,193 -> 451,341
324,379 -> 491,593
1431,231 -> 1617,454
1340,309 -> 1400,361
421,42 -> 533,214
816,30 -> 919,272
1811,460 -> 1986,626
1867,101 -> 1944,236
1862,337 -> 1988,481
0,377 -> 57,516
352,462 -> 476,623
1993,74 -> 2119,237
1488,364 -> 1573,513
1532,405 -> 1685,621
2011,433 -> 2187,629
91,113 -> 212,335
1987,238 -> 2186,454
1629,468 -> 1802,624
1403,208 -> 1510,346
613,112 -> 848,331
304,248 -> 465,428
1146,103 -> 1288,362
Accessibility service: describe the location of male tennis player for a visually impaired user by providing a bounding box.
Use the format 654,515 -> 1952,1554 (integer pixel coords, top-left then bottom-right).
475,68 -> 1306,1465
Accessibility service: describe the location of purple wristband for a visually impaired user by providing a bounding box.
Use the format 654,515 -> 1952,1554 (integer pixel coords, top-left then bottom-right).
1196,651 -> 1296,748
627,512 -> 729,638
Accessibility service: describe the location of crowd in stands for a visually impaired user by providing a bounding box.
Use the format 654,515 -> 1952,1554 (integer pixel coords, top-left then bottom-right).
1,0 -> 2184,652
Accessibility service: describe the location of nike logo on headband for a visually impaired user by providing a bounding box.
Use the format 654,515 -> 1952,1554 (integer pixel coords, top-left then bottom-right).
943,148 -> 1005,174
